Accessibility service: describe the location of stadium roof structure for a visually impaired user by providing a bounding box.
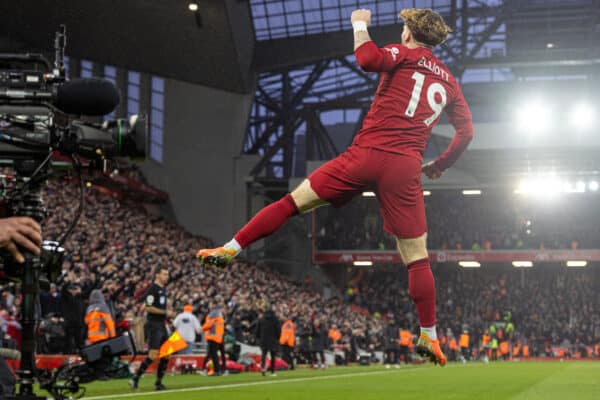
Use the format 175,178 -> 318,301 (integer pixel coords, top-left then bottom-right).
245,0 -> 600,186
3,0 -> 599,187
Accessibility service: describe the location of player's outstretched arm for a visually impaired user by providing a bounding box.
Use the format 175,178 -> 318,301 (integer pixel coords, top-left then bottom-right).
352,9 -> 372,51
352,9 -> 408,73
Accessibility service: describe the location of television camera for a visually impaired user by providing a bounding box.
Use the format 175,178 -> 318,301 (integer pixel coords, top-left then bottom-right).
0,26 -> 144,400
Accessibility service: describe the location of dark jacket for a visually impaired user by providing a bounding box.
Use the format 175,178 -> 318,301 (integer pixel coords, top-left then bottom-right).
384,323 -> 400,349
257,310 -> 280,350
310,324 -> 328,352
60,285 -> 85,327
40,291 -> 62,318
297,321 -> 311,352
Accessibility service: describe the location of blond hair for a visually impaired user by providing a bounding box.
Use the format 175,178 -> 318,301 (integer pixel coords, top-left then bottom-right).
399,8 -> 452,47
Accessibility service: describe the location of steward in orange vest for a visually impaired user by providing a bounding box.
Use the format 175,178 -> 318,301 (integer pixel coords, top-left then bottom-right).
203,312 -> 225,344
459,332 -> 470,349
328,326 -> 342,345
280,320 -> 296,346
280,319 -> 296,370
449,337 -> 458,351
512,341 -> 521,357
459,331 -> 470,361
482,332 -> 491,359
482,333 -> 491,347
84,289 -> 116,344
448,336 -> 458,361
201,304 -> 226,375
499,341 -> 509,359
398,329 -> 412,365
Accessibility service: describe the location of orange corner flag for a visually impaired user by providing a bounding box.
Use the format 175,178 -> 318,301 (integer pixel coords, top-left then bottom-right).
159,331 -> 188,358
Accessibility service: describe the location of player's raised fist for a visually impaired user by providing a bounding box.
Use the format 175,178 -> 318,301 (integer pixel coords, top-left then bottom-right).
422,161 -> 442,180
351,9 -> 372,26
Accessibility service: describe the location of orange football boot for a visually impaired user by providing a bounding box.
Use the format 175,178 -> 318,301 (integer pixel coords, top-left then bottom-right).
416,333 -> 447,366
196,247 -> 236,267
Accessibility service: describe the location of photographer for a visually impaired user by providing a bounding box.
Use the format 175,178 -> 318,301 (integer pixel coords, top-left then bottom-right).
0,216 -> 42,399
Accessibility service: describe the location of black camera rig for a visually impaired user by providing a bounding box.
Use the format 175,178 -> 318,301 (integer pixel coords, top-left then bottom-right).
0,26 -> 143,400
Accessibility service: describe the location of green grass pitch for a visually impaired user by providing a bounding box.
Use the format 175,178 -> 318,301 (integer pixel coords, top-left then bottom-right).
71,361 -> 599,400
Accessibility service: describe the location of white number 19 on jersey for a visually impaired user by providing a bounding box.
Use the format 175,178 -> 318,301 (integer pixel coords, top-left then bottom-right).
404,71 -> 447,126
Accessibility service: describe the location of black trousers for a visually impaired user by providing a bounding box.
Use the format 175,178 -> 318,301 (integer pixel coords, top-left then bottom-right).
203,341 -> 221,374
312,350 -> 325,365
261,347 -> 277,373
386,348 -> 400,364
64,325 -> 84,353
0,357 -> 16,399
281,345 -> 294,369
461,347 -> 470,360
399,346 -> 410,364
218,342 -> 227,370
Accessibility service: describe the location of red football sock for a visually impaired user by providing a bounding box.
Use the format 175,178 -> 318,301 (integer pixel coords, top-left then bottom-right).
234,194 -> 299,249
407,257 -> 436,328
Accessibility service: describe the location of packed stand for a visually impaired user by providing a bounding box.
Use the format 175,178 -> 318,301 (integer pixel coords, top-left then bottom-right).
345,262 -> 600,359
316,190 -> 600,250
0,173 -> 383,362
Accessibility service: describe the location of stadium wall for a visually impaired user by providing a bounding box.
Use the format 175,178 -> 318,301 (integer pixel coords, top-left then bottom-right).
141,78 -> 257,244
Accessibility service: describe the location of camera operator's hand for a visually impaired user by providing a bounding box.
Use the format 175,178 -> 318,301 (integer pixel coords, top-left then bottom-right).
0,217 -> 42,263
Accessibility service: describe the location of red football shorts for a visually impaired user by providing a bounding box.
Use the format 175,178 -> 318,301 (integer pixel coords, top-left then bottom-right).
308,145 -> 426,238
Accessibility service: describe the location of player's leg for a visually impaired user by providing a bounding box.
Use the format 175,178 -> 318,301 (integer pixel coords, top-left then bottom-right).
269,349 -> 276,374
197,147 -> 367,266
287,346 -> 295,370
396,234 -> 446,366
260,347 -> 268,376
281,345 -> 290,367
375,153 -> 445,366
0,356 -> 16,397
219,342 -> 227,372
154,329 -> 169,390
210,342 -> 221,375
131,323 -> 159,389
396,233 -> 436,339
196,179 -> 327,266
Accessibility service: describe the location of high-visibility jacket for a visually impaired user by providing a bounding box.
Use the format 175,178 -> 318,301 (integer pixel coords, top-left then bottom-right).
459,333 -> 470,349
594,344 -> 599,357
399,330 -> 412,347
449,338 -> 458,351
280,320 -> 295,346
482,334 -> 491,346
440,335 -> 447,346
203,314 -> 225,344
85,308 -> 116,343
522,345 -> 530,357
499,341 -> 509,355
328,328 -> 342,344
491,338 -> 498,350
513,344 -> 521,356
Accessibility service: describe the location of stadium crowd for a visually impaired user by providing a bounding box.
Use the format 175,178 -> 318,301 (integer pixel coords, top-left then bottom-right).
316,190 -> 600,251
1,176 -> 599,365
0,174 -> 383,362
347,263 -> 600,359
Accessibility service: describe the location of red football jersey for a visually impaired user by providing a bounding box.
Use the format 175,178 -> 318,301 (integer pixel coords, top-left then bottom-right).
353,41 -> 473,171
